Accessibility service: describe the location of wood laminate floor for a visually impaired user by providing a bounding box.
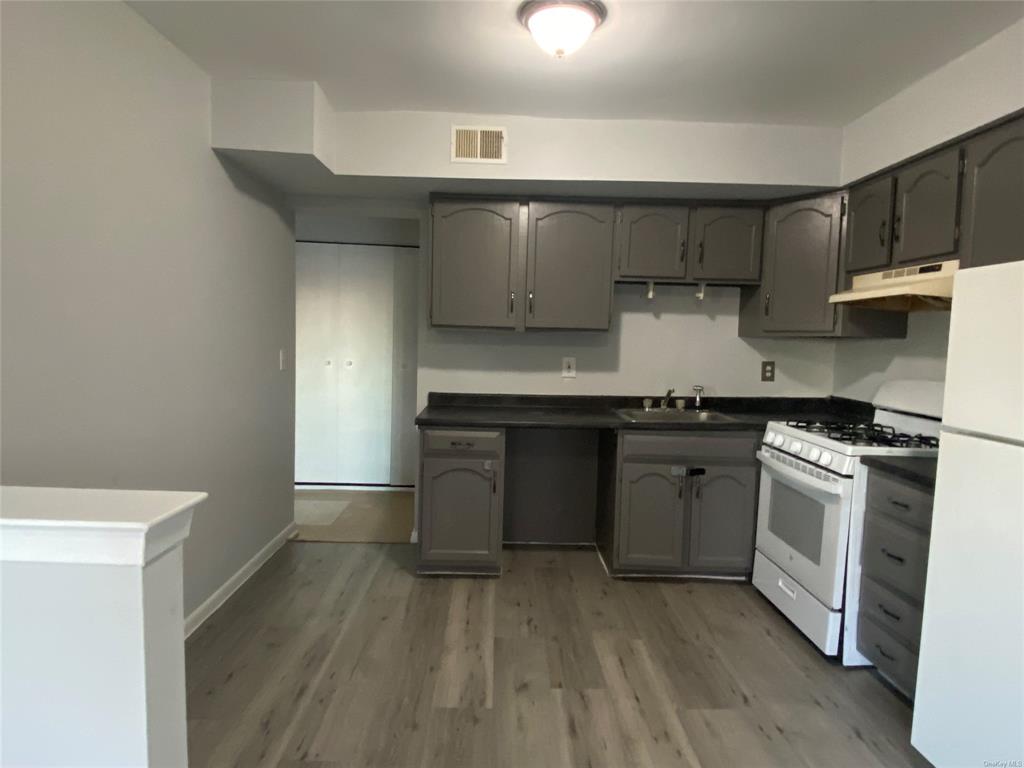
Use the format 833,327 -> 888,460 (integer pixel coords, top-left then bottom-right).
186,543 -> 931,768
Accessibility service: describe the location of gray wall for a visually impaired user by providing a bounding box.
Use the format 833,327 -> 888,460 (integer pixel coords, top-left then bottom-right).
1,2 -> 296,615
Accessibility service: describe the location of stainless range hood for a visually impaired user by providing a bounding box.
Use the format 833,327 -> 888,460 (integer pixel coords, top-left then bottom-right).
829,260 -> 958,312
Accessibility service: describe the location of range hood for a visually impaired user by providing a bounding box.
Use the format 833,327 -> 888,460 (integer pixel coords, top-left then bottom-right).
829,260 -> 958,312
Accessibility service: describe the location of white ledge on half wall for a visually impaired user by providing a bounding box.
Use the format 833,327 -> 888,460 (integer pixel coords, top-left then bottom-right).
1,485 -> 207,767
0,485 -> 206,565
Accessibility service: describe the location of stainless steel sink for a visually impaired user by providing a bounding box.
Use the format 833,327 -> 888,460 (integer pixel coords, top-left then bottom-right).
615,408 -> 737,424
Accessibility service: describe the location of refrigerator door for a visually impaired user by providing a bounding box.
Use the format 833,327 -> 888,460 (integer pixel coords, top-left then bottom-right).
942,261 -> 1024,443
912,430 -> 1024,765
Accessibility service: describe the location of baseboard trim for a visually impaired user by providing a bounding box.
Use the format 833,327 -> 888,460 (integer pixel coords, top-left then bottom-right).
185,522 -> 296,638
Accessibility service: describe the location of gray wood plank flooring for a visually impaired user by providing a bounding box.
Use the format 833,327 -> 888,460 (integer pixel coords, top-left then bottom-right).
186,543 -> 931,768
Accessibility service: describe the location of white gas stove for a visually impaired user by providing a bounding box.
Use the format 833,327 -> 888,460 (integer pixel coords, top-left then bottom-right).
752,381 -> 942,666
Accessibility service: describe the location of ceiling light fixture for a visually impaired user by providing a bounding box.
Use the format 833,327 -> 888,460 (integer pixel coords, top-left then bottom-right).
518,0 -> 607,59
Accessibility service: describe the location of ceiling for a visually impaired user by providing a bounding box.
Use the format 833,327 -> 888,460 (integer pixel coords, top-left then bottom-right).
133,1 -> 1024,126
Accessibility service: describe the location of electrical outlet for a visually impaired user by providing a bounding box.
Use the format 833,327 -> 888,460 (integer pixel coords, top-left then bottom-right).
562,356 -> 577,379
761,360 -> 776,382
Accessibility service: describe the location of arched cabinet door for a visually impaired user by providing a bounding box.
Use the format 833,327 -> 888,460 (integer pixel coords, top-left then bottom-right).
431,201 -> 520,328
959,117 -> 1024,269
688,207 -> 763,283
420,457 -> 502,566
686,465 -> 759,574
760,194 -> 842,334
526,202 -> 615,330
617,463 -> 685,570
893,147 -> 962,265
843,177 -> 895,274
614,205 -> 689,280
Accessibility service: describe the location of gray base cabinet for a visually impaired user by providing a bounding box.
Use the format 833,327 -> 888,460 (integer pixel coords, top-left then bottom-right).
609,431 -> 760,577
857,467 -> 935,699
959,116 -> 1024,269
686,464 -> 759,573
617,463 -> 686,569
418,429 -> 505,575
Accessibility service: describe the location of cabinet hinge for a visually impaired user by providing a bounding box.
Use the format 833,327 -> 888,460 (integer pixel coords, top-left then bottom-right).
959,156 -> 966,173
840,197 -> 847,217
954,224 -> 961,243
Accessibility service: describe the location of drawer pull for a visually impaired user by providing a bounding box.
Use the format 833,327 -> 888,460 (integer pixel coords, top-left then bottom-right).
878,604 -> 902,622
875,644 -> 897,662
777,579 -> 797,600
881,547 -> 906,565
888,498 -> 911,511
449,440 -> 476,449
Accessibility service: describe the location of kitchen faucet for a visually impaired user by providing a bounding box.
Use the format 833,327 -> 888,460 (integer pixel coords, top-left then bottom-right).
692,385 -> 705,411
660,388 -> 675,409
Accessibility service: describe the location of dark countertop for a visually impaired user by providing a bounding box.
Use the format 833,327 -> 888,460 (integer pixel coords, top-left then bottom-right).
415,393 -> 874,433
861,456 -> 939,491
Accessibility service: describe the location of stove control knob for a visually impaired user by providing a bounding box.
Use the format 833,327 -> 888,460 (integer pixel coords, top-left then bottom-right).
765,431 -> 776,444
819,452 -> 833,466
790,440 -> 803,454
809,447 -> 821,461
773,434 -> 785,447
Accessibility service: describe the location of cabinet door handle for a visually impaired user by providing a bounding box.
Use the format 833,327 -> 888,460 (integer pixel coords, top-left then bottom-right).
875,644 -> 897,662
678,476 -> 684,499
528,291 -> 535,315
888,498 -> 910,511
878,220 -> 887,246
893,214 -> 902,244
510,290 -> 515,315
679,239 -> 687,268
881,547 -> 905,565
492,471 -> 497,494
698,240 -> 705,267
763,291 -> 772,317
695,478 -> 703,500
878,604 -> 902,622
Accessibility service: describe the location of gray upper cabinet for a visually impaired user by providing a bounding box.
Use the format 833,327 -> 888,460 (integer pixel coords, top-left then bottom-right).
617,463 -> 685,570
527,202 -> 615,330
431,201 -> 521,328
614,205 -> 689,280
758,194 -> 842,334
844,177 -> 895,273
893,148 -> 962,265
685,465 -> 758,574
959,117 -> 1024,269
688,207 -> 763,283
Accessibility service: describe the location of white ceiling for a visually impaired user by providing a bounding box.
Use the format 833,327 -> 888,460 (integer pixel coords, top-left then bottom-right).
133,1 -> 1024,126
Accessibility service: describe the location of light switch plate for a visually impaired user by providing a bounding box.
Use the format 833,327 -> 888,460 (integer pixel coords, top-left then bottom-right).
562,357 -> 577,378
761,360 -> 776,382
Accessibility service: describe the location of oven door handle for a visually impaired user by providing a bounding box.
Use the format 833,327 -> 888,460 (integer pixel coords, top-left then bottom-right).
757,451 -> 846,497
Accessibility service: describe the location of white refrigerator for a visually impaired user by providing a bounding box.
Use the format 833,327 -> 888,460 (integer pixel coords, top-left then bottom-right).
912,261 -> 1024,766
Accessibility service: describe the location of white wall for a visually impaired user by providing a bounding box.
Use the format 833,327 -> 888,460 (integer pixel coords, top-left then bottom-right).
417,281 -> 837,408
1,2 -> 296,615
832,312 -> 951,402
841,18 -> 1024,182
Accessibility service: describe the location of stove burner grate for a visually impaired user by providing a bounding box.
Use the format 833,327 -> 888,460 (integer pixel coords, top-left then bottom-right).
785,420 -> 939,449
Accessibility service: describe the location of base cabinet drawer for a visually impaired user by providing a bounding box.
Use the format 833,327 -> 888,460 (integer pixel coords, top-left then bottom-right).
860,575 -> 924,650
862,512 -> 930,600
858,613 -> 919,697
866,470 -> 933,530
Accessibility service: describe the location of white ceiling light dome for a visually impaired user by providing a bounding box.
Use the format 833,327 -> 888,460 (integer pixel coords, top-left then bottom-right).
518,1 -> 607,59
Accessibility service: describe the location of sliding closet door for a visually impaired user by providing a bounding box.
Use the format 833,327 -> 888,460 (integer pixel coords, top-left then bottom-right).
296,243 -> 398,484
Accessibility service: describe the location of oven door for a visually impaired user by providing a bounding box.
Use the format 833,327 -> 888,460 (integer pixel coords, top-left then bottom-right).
755,449 -> 853,609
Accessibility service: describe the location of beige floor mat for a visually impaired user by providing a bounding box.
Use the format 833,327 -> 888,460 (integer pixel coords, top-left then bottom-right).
293,489 -> 414,543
